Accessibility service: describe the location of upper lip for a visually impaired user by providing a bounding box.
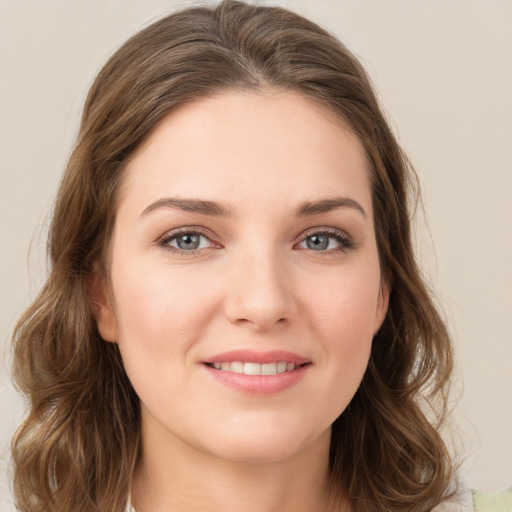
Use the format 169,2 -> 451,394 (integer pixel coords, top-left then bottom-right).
203,350 -> 311,365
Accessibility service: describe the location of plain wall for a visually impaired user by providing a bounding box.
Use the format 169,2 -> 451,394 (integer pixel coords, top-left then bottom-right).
1,0 -> 511,508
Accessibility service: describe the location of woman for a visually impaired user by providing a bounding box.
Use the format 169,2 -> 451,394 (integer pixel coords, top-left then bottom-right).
11,1 -> 458,511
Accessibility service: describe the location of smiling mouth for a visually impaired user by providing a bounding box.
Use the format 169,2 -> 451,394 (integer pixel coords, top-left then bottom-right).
205,361 -> 309,376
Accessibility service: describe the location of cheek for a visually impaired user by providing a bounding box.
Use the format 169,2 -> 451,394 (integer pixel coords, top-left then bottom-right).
110,259 -> 220,353
302,265 -> 380,388
288,270 -> 379,432
110,264 -> 212,404
305,268 -> 381,341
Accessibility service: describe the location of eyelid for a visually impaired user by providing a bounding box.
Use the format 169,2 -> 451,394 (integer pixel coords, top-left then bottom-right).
295,226 -> 355,251
156,225 -> 355,255
157,226 -> 220,253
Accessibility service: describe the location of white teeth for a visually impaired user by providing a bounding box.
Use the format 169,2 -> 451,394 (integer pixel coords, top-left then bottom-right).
261,363 -> 277,375
244,362 -> 261,375
230,361 -> 244,374
210,361 -> 299,375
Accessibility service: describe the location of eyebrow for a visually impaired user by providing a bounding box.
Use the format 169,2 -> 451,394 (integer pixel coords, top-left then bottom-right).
295,197 -> 367,219
141,197 -> 233,217
141,195 -> 366,219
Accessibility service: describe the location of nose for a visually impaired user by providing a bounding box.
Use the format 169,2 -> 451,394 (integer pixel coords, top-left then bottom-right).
223,246 -> 298,332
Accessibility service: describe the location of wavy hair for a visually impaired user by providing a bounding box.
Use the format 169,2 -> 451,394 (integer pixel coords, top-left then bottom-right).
11,1 -> 455,510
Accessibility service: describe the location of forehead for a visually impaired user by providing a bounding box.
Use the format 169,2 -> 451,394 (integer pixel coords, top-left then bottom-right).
119,88 -> 372,217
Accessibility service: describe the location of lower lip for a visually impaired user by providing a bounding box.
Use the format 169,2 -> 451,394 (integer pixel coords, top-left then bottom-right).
203,364 -> 310,395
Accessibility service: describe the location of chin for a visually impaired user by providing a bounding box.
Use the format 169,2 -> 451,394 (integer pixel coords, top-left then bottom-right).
219,441 -> 299,464
199,420 -> 331,465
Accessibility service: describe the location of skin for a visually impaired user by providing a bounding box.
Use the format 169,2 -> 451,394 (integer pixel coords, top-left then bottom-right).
93,89 -> 389,512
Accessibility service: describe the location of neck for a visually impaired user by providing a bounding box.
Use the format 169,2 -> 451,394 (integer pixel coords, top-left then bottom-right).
130,412 -> 348,512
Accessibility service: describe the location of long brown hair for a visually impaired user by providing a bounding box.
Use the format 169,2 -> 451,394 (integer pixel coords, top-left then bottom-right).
11,1 -> 455,510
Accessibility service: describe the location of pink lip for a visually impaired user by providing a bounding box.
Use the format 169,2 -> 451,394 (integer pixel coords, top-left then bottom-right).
203,350 -> 310,365
201,350 -> 311,395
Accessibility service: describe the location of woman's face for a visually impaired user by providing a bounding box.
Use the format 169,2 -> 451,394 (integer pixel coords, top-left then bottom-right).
95,89 -> 388,463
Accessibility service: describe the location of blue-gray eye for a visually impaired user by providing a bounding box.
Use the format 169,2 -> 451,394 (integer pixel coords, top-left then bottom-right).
298,231 -> 352,252
175,233 -> 201,250
162,232 -> 213,252
306,234 -> 330,251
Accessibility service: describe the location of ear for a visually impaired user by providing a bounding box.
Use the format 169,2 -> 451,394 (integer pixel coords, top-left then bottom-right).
88,270 -> 118,343
373,278 -> 390,336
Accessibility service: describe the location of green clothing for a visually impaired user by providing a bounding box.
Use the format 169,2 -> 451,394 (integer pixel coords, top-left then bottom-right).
472,488 -> 512,512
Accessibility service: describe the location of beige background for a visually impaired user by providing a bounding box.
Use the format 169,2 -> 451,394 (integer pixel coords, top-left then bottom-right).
1,0 -> 511,508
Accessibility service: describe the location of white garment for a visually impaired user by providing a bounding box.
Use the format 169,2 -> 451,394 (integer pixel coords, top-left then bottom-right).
125,497 -> 135,512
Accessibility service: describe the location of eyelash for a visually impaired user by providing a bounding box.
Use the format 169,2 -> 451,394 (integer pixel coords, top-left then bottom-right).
298,227 -> 355,252
158,227 -> 216,256
157,227 -> 355,256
